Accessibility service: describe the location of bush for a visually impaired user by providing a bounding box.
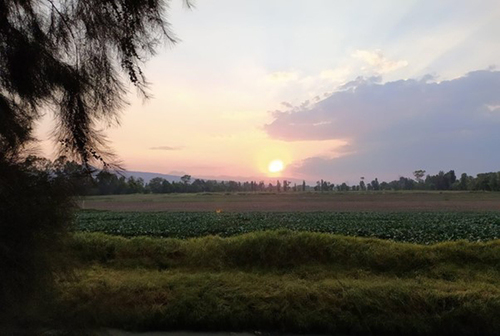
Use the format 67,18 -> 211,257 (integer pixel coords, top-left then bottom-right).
0,155 -> 75,326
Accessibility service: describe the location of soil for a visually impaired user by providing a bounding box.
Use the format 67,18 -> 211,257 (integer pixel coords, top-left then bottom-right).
82,192 -> 500,212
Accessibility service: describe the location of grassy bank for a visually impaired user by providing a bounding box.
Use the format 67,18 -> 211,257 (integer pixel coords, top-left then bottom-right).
58,231 -> 500,335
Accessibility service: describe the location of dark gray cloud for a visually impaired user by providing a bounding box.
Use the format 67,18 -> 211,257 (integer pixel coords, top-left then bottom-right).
265,70 -> 500,181
149,146 -> 183,151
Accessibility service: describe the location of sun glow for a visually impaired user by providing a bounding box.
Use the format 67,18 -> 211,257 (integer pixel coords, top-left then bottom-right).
268,160 -> 284,173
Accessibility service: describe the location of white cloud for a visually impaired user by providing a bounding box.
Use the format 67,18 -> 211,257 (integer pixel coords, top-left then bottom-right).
319,67 -> 352,81
352,49 -> 408,74
266,71 -> 300,82
261,49 -> 406,108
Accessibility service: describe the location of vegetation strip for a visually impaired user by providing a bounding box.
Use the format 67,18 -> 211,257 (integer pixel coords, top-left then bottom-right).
60,231 -> 500,335
60,268 -> 500,335
70,231 -> 500,272
75,211 -> 500,244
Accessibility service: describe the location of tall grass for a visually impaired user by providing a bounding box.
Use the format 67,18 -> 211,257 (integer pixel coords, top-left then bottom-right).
59,231 -> 500,335
70,230 -> 500,276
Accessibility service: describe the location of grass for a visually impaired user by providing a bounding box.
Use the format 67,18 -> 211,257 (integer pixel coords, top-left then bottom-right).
57,231 -> 500,335
69,230 -> 500,274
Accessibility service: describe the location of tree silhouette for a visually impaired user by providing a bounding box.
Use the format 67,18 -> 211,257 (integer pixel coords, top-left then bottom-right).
181,174 -> 192,185
0,0 -> 193,164
0,0 -> 191,327
413,170 -> 426,183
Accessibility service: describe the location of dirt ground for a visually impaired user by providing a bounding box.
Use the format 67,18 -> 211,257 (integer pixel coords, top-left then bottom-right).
81,191 -> 500,212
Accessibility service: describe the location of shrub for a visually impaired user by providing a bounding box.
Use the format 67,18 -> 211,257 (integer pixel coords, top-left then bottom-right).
0,155 -> 75,326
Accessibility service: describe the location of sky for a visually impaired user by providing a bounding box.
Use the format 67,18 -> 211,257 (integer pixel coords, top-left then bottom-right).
36,0 -> 500,184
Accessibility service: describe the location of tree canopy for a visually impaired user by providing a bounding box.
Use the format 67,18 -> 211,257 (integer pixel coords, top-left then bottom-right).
0,0 -> 191,327
0,0 -> 192,166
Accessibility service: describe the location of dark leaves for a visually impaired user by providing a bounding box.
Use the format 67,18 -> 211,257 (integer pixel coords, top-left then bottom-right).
0,0 -> 189,166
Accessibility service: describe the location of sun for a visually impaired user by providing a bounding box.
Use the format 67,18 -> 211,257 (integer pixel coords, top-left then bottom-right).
268,159 -> 284,173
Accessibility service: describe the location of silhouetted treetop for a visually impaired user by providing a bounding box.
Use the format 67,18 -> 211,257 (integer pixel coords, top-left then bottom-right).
0,0 -> 192,166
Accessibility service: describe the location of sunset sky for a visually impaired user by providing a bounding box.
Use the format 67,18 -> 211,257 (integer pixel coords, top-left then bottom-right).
37,0 -> 500,184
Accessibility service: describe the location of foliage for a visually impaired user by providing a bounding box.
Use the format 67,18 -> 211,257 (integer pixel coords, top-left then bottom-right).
0,0 -> 189,330
59,231 -> 500,335
0,0 -> 191,163
75,211 -> 500,244
20,155 -> 500,194
70,230 -> 500,273
0,155 -> 75,324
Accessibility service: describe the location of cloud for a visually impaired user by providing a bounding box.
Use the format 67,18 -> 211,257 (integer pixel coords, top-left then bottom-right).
352,49 -> 408,74
265,69 -> 500,181
262,66 -> 352,103
319,67 -> 352,81
260,50 -> 404,114
149,146 -> 183,151
266,71 -> 299,82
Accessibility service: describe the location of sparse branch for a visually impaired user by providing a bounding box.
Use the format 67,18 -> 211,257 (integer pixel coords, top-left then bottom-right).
0,0 -> 185,167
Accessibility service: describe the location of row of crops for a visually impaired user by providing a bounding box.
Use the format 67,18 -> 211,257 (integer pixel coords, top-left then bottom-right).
74,211 -> 500,244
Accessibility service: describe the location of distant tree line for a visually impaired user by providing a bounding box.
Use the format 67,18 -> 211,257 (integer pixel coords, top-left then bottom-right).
27,156 -> 500,195
315,170 -> 500,192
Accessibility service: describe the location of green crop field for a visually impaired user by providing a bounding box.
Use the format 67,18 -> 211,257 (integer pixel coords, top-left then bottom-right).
75,211 -> 500,244
65,194 -> 500,335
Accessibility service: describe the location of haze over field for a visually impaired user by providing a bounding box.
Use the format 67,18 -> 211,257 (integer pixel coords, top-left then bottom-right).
36,0 -> 500,184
